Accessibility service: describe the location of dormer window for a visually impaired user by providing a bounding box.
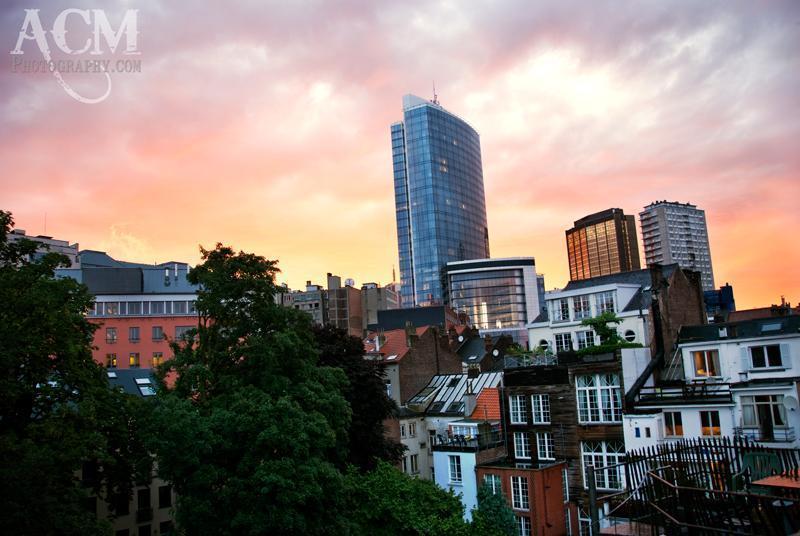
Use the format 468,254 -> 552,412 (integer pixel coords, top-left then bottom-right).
693,350 -> 720,378
574,295 -> 591,320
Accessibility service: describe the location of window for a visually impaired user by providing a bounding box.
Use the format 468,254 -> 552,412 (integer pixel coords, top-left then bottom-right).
400,424 -> 406,438
173,301 -> 188,314
175,326 -> 193,339
516,515 -> 532,536
385,380 -> 392,398
700,411 -> 721,436
555,333 -> 572,353
484,473 -> 502,494
537,432 -> 555,460
664,412 -> 683,437
574,295 -> 591,320
138,525 -> 151,536
531,394 -> 550,424
129,353 -> 140,368
127,302 -> 142,315
152,352 -> 163,367
410,454 -> 419,474
750,345 -> 783,369
159,522 -> 174,536
510,395 -> 527,424
623,330 -> 636,343
137,487 -> 151,512
562,467 -> 570,503
741,395 -> 786,438
158,485 -> 172,509
150,301 -> 164,315
107,353 -> 117,368
105,302 -> 119,315
693,350 -> 720,377
511,476 -> 530,510
596,291 -> 615,314
402,456 -> 408,473
556,298 -> 570,321
449,455 -> 462,483
152,326 -> 164,341
514,432 -> 531,459
106,327 -> 118,344
581,441 -> 624,490
576,331 -> 594,350
577,374 -> 622,423
409,422 -> 417,437
129,326 -> 140,342
538,340 -> 549,352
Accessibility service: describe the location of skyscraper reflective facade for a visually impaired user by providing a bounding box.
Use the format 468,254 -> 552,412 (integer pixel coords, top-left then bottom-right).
566,208 -> 641,281
392,94 -> 490,307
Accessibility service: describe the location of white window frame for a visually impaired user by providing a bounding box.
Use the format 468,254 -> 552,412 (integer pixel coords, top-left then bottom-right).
581,441 -> 624,490
448,455 -> 462,484
484,473 -> 502,495
511,476 -> 530,511
576,374 -> 622,424
537,432 -> 555,460
576,330 -> 594,350
410,454 -> 419,474
555,333 -> 572,353
573,295 -> 591,320
516,515 -> 532,536
514,432 -> 531,460
555,298 -> 570,321
531,394 -> 551,424
596,291 -> 615,314
510,394 -> 527,424
664,411 -> 683,437
741,395 -> 787,429
692,349 -> 720,378
409,422 -> 417,438
700,410 -> 721,436
749,345 -> 783,369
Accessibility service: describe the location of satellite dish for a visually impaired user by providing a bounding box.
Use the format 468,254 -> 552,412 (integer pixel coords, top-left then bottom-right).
492,349 -> 500,357
458,335 -> 464,342
784,395 -> 798,411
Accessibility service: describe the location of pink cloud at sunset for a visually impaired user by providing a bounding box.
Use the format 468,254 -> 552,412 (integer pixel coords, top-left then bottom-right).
1,0 -> 798,309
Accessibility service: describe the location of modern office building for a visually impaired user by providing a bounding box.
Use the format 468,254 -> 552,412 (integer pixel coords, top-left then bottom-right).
391,94 -> 490,308
565,209 -> 640,281
444,257 -> 541,346
639,201 -> 715,291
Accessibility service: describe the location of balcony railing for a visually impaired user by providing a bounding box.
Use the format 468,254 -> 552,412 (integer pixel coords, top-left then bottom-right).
636,382 -> 732,406
735,426 -> 797,443
431,432 -> 503,452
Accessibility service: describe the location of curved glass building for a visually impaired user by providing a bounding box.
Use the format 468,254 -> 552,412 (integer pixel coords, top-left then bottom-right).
391,94 -> 490,307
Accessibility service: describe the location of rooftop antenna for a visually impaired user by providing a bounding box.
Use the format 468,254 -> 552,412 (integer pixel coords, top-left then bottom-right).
432,81 -> 439,105
392,265 -> 396,283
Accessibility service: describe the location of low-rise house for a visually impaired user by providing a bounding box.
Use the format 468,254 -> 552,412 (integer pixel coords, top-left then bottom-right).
625,316 -> 800,450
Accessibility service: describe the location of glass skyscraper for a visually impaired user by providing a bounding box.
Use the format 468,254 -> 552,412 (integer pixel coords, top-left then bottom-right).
391,94 -> 490,307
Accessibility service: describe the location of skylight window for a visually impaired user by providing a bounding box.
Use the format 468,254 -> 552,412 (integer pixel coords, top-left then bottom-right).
447,377 -> 460,388
107,371 -> 117,378
135,378 -> 151,385
139,385 -> 156,396
761,323 -> 782,333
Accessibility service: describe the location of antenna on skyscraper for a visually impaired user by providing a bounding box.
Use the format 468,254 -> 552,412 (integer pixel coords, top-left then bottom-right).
392,265 -> 396,283
432,81 -> 439,105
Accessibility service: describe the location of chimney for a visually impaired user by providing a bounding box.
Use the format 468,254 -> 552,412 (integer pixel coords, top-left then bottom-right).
464,377 -> 477,416
405,321 -> 417,347
376,329 -> 386,351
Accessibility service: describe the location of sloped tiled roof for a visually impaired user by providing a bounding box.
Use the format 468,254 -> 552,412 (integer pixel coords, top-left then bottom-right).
363,326 -> 430,362
469,386 -> 501,421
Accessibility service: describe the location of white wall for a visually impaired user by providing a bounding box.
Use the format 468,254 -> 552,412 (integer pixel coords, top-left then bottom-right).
432,450 -> 478,521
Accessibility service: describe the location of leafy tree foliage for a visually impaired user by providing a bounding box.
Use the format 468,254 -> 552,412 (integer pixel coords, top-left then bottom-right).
577,311 -> 642,357
471,482 -> 517,536
147,244 -> 353,535
343,461 -> 470,535
312,324 -> 404,471
0,210 -> 149,535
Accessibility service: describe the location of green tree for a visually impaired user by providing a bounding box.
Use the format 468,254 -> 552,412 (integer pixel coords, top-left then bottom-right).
146,244 -> 352,535
312,324 -> 404,471
0,210 -> 149,535
577,311 -> 642,356
471,482 -> 516,536
343,461 -> 470,535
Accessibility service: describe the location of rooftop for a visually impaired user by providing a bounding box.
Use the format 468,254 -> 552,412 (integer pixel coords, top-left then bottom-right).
678,316 -> 800,343
406,372 -> 503,415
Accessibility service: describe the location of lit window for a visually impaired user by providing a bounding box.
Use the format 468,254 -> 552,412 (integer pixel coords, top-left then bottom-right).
531,394 -> 550,424
106,353 -> 117,368
129,353 -> 140,368
664,412 -> 683,437
700,411 -> 721,436
449,455 -> 462,483
692,350 -> 720,377
577,374 -> 622,423
514,432 -> 531,460
537,432 -> 555,460
510,395 -> 527,424
511,476 -> 530,510
152,352 -> 163,367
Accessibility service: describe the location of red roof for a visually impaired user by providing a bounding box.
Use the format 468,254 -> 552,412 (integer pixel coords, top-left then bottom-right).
363,326 -> 430,361
470,386 -> 501,421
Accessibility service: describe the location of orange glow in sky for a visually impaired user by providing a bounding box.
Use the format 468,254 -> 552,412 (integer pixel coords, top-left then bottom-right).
2,2 -> 798,309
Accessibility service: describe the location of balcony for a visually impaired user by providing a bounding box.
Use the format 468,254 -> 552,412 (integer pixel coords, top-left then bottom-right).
430,431 -> 503,453
635,382 -> 732,406
735,426 -> 797,443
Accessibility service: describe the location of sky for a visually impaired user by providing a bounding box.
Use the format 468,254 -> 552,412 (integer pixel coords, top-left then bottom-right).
1,0 -> 798,309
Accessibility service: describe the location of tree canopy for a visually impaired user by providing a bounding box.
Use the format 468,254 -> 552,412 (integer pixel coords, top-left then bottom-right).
0,210 -> 149,535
